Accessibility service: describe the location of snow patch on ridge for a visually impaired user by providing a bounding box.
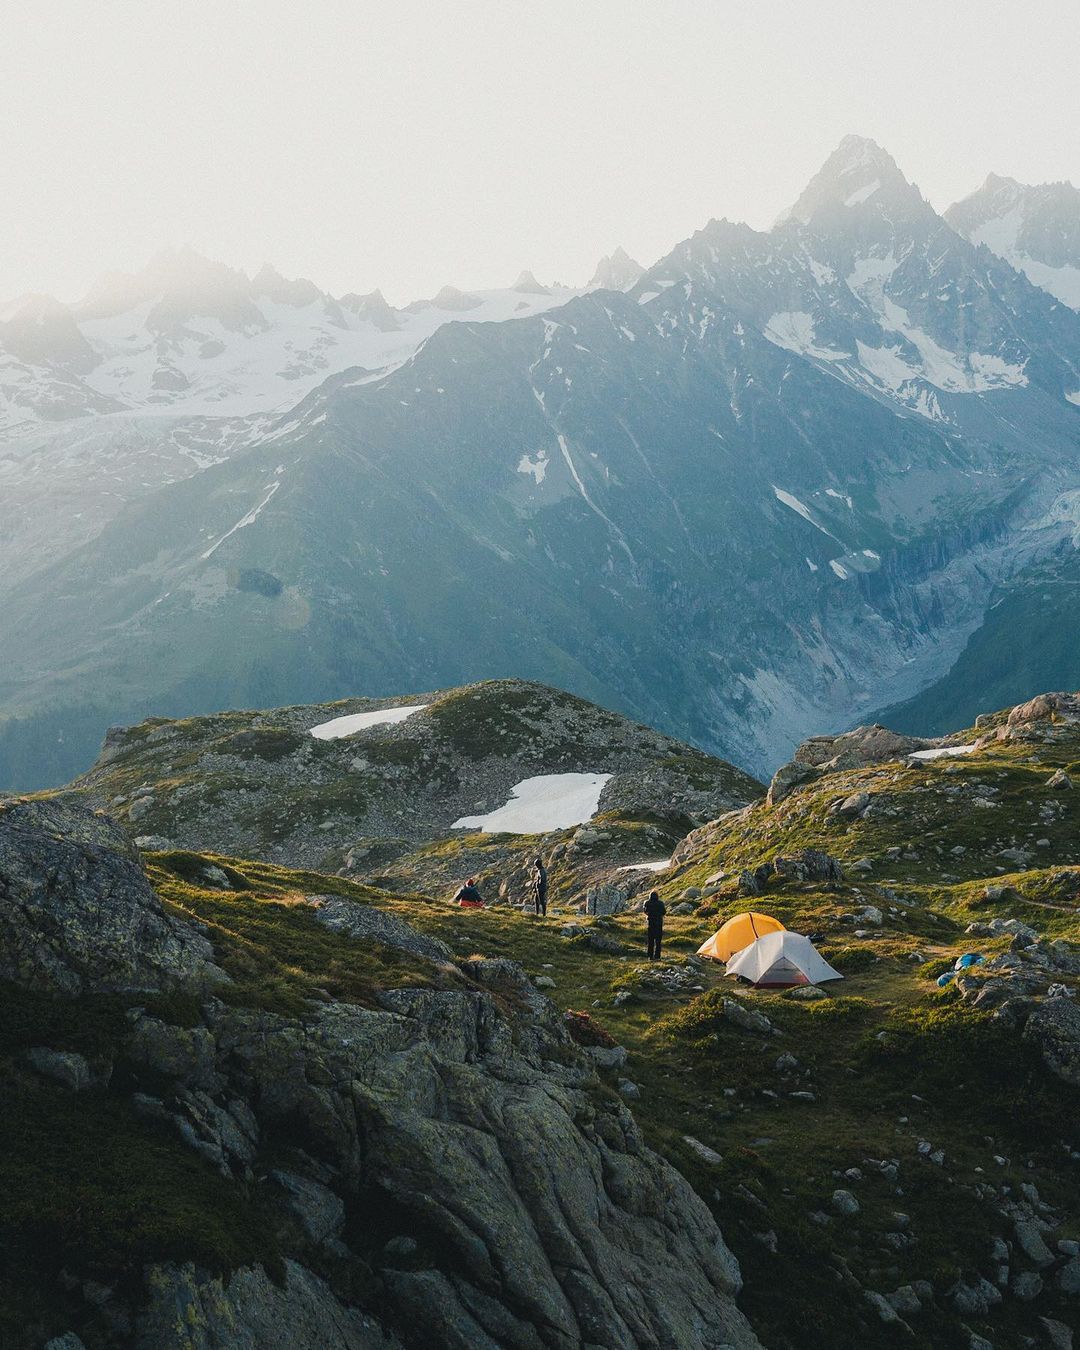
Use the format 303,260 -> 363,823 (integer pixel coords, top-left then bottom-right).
201,479 -> 280,559
453,772 -> 612,834
908,743 -> 978,761
309,705 -> 429,739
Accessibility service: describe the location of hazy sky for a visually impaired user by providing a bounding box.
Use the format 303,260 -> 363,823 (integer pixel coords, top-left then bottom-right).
5,0 -> 1080,305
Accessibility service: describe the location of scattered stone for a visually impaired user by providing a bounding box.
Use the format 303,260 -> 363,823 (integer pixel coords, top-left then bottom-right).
534,976 -> 556,989
948,1276 -> 1002,1315
831,1189 -> 859,1216
583,1044 -> 628,1071
1013,1219 -> 1056,1269
617,1079 -> 640,1100
382,1235 -> 417,1260
681,1136 -> 722,1166
833,792 -> 871,818
269,1170 -> 345,1247
863,1290 -> 900,1323
721,999 -> 773,1034
1013,1270 -> 1044,1301
786,985 -> 827,1001
1038,1317 -> 1074,1350
133,834 -> 174,851
23,1047 -> 94,1092
671,902 -> 696,915
1057,1257 -> 1080,1296
885,1284 -> 922,1316
774,1052 -> 799,1072
305,895 -> 454,964
1047,769 -> 1073,789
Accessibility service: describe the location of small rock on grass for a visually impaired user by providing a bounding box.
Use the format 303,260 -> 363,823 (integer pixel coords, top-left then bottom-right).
831,1189 -> 859,1216
682,1136 -> 722,1165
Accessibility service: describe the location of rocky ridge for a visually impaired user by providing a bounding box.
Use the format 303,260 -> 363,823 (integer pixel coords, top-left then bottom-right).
65,679 -> 761,889
0,795 -> 761,1350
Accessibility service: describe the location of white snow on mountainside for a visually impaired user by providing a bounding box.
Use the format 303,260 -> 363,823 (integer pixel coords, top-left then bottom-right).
309,705 -> 430,739
0,251 -> 588,430
947,174 -> 1080,310
453,773 -> 612,833
0,251 -> 603,589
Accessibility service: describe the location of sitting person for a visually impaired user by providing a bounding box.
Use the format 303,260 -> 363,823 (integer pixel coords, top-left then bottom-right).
453,877 -> 485,909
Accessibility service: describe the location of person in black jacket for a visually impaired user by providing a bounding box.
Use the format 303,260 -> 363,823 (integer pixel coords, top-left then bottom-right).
644,890 -> 666,960
531,857 -> 549,916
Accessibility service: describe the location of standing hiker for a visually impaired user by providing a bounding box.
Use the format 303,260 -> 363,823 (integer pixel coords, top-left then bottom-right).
531,856 -> 549,916
644,890 -> 666,960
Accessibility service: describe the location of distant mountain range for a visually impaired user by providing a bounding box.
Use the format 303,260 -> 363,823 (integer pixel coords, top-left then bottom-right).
4,135 -> 1080,790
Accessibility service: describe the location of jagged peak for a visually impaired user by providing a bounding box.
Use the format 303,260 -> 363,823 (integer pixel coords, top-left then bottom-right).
783,134 -> 925,228
512,269 -> 550,294
589,247 -> 645,291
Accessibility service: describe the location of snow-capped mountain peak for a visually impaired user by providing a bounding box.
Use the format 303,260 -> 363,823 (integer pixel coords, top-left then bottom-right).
946,174 -> 1080,309
783,134 -> 926,227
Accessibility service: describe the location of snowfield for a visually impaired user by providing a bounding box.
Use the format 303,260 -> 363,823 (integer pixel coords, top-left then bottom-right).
309,705 -> 429,739
908,743 -> 979,761
453,772 -> 612,834
617,858 -> 672,873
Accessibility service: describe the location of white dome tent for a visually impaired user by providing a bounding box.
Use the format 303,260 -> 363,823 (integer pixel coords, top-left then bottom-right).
725,930 -> 843,988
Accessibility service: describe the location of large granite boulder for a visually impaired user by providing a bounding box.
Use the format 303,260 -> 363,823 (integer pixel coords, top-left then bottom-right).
0,798 -> 223,995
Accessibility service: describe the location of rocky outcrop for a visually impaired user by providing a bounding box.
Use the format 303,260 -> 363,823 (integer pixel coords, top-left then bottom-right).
124,969 -> 760,1349
304,895 -> 455,964
0,798 -> 223,995
4,805 -> 760,1349
135,1261 -> 400,1349
766,725 -> 931,803
69,681 -> 762,872
1023,997 -> 1080,1087
739,849 -> 843,895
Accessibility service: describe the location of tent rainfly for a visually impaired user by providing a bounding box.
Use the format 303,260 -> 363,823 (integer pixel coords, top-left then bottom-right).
697,911 -> 785,963
725,930 -> 843,988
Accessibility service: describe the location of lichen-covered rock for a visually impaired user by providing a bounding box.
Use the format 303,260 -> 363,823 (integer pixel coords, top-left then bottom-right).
135,966 -> 761,1349
135,1260 -> 399,1348
304,895 -> 454,964
1023,997 -> 1080,1087
0,799 -> 223,996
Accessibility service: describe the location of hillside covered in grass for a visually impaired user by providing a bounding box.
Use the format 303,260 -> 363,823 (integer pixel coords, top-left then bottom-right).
3,689 -> 1080,1347
67,679 -> 761,882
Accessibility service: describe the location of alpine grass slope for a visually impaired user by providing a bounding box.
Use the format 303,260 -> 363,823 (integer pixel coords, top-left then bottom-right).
3,686 -> 1079,1348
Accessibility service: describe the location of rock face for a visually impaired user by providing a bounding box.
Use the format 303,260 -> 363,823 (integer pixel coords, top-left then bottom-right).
767,725 -> 931,803
3,804 -> 760,1349
121,969 -> 762,1348
0,798 -> 222,995
135,1261 -> 400,1349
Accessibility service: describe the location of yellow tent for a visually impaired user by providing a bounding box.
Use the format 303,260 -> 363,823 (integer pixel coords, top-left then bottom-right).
697,911 -> 785,963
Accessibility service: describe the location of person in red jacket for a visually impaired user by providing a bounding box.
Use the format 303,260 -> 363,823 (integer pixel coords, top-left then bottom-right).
454,877 -> 485,909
